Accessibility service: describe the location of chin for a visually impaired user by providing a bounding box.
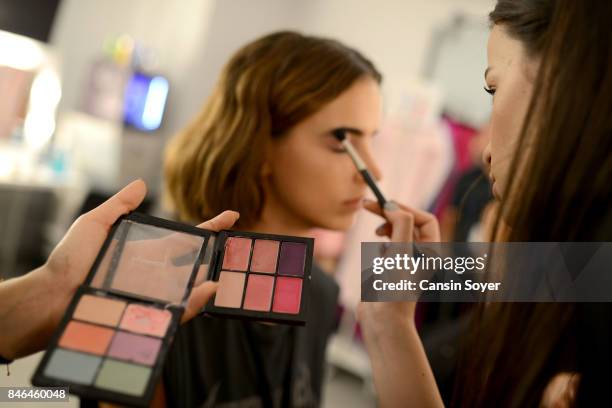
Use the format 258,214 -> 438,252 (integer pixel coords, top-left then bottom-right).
315,213 -> 357,231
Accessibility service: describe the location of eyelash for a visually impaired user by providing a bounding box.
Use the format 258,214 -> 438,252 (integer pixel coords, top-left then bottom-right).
484,86 -> 496,96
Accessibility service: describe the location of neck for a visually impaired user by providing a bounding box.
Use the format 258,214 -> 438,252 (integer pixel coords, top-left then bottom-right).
246,199 -> 314,238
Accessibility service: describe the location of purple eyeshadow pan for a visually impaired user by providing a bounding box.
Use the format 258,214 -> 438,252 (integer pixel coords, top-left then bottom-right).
277,242 -> 306,276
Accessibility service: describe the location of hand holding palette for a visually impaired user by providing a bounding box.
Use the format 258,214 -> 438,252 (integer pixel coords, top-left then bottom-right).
32,213 -> 313,407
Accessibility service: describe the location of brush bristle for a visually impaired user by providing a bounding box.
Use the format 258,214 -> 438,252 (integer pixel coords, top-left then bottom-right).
332,129 -> 346,141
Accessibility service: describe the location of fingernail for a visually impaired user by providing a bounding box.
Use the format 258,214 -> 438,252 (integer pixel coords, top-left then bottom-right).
384,201 -> 399,212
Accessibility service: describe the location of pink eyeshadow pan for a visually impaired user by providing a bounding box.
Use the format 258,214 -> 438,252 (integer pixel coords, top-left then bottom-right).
243,275 -> 274,311
119,304 -> 171,337
272,277 -> 302,315
107,331 -> 162,366
214,271 -> 246,308
222,237 -> 252,271
250,240 -> 279,273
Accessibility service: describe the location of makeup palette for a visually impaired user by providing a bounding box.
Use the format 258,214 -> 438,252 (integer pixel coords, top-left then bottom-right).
32,213 -> 313,406
203,232 -> 313,325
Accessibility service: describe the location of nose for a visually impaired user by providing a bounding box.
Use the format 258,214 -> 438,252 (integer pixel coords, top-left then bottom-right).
354,148 -> 383,184
482,141 -> 492,170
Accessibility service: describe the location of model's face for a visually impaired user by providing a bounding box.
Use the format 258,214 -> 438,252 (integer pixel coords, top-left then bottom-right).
265,76 -> 382,231
483,25 -> 540,199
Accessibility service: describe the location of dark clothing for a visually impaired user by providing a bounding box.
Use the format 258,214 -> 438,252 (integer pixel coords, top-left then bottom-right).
451,166 -> 492,241
162,264 -> 339,408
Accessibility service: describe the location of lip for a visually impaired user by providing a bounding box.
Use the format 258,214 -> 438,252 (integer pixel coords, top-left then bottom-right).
491,181 -> 501,200
342,197 -> 364,210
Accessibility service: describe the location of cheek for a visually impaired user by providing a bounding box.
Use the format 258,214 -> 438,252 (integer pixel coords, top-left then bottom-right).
489,72 -> 533,187
272,142 -> 347,201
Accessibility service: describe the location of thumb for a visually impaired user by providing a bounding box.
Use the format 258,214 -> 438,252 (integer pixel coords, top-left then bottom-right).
196,210 -> 240,232
85,179 -> 147,227
181,281 -> 218,323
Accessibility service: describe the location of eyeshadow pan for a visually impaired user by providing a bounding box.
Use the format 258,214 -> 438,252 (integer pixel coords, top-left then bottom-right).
214,271 -> 246,308
107,331 -> 162,366
222,237 -> 252,271
119,304 -> 171,337
243,274 -> 274,311
59,321 -> 115,355
278,242 -> 306,276
73,294 -> 126,327
95,359 -> 151,396
250,240 -> 279,273
272,277 -> 302,314
44,349 -> 101,385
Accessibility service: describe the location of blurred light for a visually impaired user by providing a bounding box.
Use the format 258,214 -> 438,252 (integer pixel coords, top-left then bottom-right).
23,68 -> 62,149
0,30 -> 45,70
124,73 -> 168,131
142,76 -> 169,130
0,149 -> 15,178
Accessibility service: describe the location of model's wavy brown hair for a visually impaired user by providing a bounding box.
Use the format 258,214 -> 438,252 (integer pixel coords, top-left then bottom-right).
164,31 -> 381,226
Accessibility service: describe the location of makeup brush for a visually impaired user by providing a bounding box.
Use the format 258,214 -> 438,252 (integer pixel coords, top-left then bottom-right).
332,128 -> 388,208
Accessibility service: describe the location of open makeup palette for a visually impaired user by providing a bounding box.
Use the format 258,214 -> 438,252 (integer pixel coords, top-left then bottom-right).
32,212 -> 313,407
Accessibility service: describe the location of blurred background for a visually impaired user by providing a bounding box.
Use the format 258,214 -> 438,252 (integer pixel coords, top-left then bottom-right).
0,0 -> 495,406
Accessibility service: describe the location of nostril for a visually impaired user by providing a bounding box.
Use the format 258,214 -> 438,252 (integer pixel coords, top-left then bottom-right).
482,147 -> 492,166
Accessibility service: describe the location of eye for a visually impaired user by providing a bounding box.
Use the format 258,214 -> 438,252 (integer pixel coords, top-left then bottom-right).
484,86 -> 496,96
330,143 -> 347,153
327,133 -> 347,153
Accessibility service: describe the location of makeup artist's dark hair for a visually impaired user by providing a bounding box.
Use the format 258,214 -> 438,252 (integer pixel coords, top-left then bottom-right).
454,0 -> 612,407
164,31 -> 381,226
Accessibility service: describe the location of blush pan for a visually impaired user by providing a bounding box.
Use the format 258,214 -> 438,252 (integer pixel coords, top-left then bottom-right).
222,237 -> 252,271
250,239 -> 279,273
243,274 -> 274,311
272,277 -> 302,314
59,321 -> 115,355
214,271 -> 246,308
119,304 -> 171,337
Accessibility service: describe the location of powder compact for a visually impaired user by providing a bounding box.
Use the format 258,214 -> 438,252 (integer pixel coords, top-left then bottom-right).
32,212 -> 313,407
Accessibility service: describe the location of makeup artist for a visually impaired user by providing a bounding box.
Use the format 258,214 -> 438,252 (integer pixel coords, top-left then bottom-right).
157,31 -> 383,407
0,180 -> 238,364
358,0 -> 611,406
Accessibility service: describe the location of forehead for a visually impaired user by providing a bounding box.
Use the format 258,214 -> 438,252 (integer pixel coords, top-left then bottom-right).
301,77 -> 382,132
487,25 -> 526,77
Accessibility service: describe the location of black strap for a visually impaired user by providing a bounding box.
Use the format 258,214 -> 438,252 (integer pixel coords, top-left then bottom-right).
0,355 -> 13,364
243,324 -> 295,408
0,354 -> 12,376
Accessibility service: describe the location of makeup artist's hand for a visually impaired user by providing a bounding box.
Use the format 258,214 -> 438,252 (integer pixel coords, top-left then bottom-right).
358,199 -> 440,324
357,198 -> 441,365
363,199 -> 441,243
0,179 -> 239,360
356,199 -> 444,408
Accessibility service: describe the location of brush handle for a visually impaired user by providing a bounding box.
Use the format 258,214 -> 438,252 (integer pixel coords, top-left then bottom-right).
360,169 -> 387,207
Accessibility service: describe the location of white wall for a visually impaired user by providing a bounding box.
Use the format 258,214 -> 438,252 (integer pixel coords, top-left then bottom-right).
49,0 -> 494,190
